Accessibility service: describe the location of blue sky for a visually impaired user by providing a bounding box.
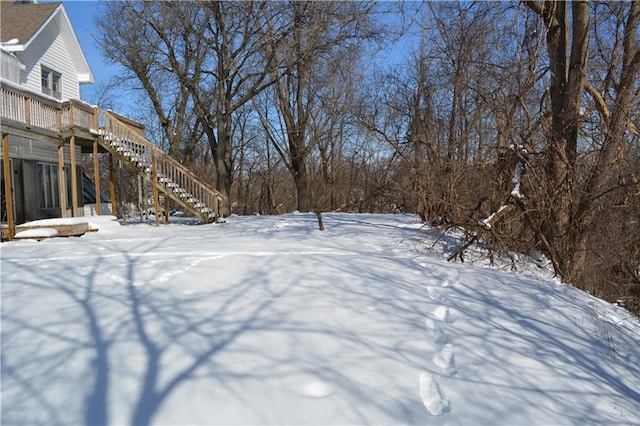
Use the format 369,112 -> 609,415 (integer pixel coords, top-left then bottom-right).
61,0 -> 414,114
63,1 -> 122,100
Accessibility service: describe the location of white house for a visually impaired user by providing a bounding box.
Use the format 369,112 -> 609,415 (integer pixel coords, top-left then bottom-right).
1,1 -> 222,240
1,0 -> 93,100
1,0 -> 104,227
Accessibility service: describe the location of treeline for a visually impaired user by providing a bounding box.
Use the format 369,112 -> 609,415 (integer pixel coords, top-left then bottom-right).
91,1 -> 639,314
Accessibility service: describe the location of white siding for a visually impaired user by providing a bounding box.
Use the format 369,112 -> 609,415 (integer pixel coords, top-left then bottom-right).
1,50 -> 22,84
1,135 -> 81,165
16,15 -> 80,101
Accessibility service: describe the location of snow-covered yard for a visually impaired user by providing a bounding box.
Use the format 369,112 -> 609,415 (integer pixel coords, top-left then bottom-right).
1,213 -> 638,425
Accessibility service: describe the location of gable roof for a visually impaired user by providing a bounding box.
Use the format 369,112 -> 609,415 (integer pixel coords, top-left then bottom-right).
1,1 -> 61,46
0,1 -> 94,84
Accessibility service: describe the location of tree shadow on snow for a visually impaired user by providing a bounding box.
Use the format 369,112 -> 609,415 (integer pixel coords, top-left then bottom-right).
0,240 -> 282,425
2,223 -> 637,426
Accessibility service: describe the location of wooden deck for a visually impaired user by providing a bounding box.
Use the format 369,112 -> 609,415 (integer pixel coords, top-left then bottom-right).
1,84 -> 226,241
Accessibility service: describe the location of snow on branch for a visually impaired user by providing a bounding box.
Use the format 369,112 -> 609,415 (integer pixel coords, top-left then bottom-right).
478,145 -> 527,230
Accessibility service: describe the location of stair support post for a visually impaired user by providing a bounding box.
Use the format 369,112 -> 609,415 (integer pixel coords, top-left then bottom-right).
57,143 -> 67,218
163,193 -> 169,225
94,138 -> 101,215
151,151 -> 160,227
70,135 -> 78,217
2,134 -> 15,240
109,153 -> 116,216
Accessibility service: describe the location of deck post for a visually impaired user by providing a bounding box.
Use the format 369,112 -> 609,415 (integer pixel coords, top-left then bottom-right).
151,151 -> 160,227
163,193 -> 169,225
57,144 -> 67,218
2,134 -> 15,240
92,107 -> 99,131
137,175 -> 143,222
69,135 -> 78,216
109,153 -> 116,216
56,108 -> 61,131
94,138 -> 101,215
24,98 -> 30,126
67,104 -> 74,128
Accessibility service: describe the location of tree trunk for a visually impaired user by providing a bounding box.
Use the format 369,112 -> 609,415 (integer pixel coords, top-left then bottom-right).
215,136 -> 232,217
526,0 -> 590,277
291,137 -> 310,212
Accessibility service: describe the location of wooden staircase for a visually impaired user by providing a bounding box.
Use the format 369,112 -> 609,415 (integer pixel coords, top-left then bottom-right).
99,111 -> 224,223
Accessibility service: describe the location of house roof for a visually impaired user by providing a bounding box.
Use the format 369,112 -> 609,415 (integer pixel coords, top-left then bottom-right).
0,1 -> 61,45
0,1 -> 94,84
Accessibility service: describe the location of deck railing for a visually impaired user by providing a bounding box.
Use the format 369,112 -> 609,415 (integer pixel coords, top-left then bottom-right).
1,84 -> 225,223
0,84 -> 97,134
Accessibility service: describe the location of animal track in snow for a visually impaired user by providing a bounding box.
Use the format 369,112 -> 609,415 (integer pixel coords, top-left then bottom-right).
425,318 -> 448,345
301,380 -> 332,398
419,372 -> 450,416
422,304 -> 457,416
433,345 -> 457,376
432,305 -> 450,322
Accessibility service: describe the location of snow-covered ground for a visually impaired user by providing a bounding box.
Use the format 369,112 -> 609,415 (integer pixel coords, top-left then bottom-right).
1,213 -> 638,425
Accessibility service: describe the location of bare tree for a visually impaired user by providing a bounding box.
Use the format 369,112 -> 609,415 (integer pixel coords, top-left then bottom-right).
97,1 -> 294,215
258,1 -> 379,212
523,0 -> 639,285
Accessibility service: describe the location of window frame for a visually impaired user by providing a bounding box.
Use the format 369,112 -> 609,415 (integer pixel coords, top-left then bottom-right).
41,65 -> 62,99
37,162 -> 71,210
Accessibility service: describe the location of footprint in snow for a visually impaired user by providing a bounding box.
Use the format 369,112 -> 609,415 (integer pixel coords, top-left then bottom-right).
419,372 -> 450,416
301,381 -> 332,398
441,279 -> 453,288
425,318 -> 448,345
433,345 -> 457,376
432,305 -> 450,322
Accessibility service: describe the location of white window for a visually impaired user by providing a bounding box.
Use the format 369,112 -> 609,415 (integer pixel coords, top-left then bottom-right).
41,66 -> 62,99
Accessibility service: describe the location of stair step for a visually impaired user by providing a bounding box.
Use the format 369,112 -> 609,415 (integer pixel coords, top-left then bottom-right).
102,119 -> 223,223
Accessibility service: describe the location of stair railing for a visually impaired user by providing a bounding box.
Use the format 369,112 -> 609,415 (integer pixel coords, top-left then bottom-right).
103,110 -> 224,222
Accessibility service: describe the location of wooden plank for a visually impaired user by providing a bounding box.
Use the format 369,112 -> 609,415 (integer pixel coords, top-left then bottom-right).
0,118 -> 62,144
163,191 -> 170,225
14,221 -> 90,238
2,134 -> 15,240
94,138 -> 101,215
151,152 -> 160,227
70,134 -> 78,217
58,144 -> 67,218
24,97 -> 30,126
109,153 -> 116,216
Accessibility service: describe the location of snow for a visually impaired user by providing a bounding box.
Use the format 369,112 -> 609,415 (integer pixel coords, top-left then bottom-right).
15,217 -> 91,227
510,161 -> 524,199
1,213 -> 639,425
13,228 -> 58,239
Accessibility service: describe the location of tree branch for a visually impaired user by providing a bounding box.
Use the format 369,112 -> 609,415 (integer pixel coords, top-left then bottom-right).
583,77 -> 611,124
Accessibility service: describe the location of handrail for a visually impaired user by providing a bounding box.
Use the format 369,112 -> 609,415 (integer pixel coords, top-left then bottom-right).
103,110 -> 224,221
0,84 -> 224,222
0,84 -> 97,133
